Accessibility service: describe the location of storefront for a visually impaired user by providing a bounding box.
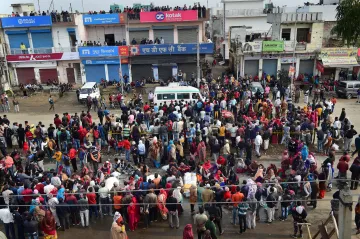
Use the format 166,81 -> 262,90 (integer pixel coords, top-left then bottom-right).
244,60 -> 259,77
299,59 -> 315,75
153,26 -> 174,44
6,52 -> 80,85
82,59 -> 129,83
262,59 -> 278,76
129,43 -> 213,81
178,26 -> 198,44
129,28 -> 150,44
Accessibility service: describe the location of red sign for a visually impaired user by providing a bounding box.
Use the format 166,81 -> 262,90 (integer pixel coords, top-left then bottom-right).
121,58 -> 129,64
316,60 -> 324,73
140,10 -> 198,23
118,46 -> 129,56
6,52 -> 79,62
119,13 -> 126,23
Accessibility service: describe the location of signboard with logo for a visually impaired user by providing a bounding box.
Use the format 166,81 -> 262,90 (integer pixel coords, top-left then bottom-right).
322,57 -> 358,65
320,48 -> 357,58
243,42 -> 262,53
262,41 -> 284,52
79,46 -> 119,57
6,52 -> 79,62
281,57 -> 296,64
130,43 -> 213,55
82,59 -> 129,64
140,10 -> 198,23
316,60 -> 324,73
83,13 -> 124,25
2,16 -> 52,28
118,46 -> 129,56
284,41 -> 295,52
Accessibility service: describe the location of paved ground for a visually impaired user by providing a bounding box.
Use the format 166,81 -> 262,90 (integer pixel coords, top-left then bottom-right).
2,87 -> 360,238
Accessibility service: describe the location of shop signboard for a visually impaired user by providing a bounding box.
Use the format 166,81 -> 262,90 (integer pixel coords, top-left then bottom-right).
322,57 -> 358,65
83,13 -> 125,25
82,59 -> 128,64
2,16 -> 52,28
284,41 -> 295,52
316,60 -> 324,73
79,46 -> 119,57
262,41 -> 284,52
320,48 -> 357,58
130,43 -> 213,55
140,10 -> 198,23
243,42 -> 262,53
6,52 -> 79,62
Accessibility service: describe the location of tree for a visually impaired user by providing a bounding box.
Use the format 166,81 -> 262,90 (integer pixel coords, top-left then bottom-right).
277,69 -> 291,87
331,0 -> 360,47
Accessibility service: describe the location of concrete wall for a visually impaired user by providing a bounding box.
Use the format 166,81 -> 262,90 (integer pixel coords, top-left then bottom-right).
226,17 -> 270,33
85,26 -> 126,44
57,61 -> 80,83
322,21 -> 337,47
297,5 -> 337,21
52,26 -> 77,50
225,1 -> 264,10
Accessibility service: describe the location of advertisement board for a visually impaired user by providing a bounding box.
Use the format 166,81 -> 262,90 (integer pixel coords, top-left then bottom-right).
320,48 -> 357,58
243,42 -> 262,53
82,59 -> 128,64
118,46 -> 129,56
140,10 -> 198,23
83,13 -> 124,25
2,16 -> 52,28
262,41 -> 284,52
79,46 -> 119,57
284,41 -> 295,52
130,43 -> 213,55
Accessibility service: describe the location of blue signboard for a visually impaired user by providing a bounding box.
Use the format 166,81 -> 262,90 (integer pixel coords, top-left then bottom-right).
130,43 -> 214,55
79,47 -> 119,57
83,14 -> 120,25
82,59 -> 124,64
1,16 -> 52,28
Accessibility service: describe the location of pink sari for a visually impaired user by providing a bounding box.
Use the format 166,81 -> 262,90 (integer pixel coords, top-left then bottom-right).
157,189 -> 168,220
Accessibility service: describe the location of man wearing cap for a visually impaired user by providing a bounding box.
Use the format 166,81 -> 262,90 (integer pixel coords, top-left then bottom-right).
201,184 -> 214,208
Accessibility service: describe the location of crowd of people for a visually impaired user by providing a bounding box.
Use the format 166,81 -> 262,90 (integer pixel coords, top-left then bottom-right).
0,72 -> 360,239
10,10 -> 72,23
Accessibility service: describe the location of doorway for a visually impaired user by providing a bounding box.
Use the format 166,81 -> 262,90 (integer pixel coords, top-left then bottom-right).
69,32 -> 77,51
66,68 -> 75,83
105,34 -> 115,46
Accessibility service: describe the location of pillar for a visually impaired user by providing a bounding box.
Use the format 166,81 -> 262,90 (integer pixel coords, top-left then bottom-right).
258,58 -> 263,78
104,64 -> 109,81
295,57 -> 300,78
335,68 -> 340,81
338,187 -> 352,239
149,28 -> 154,41
174,27 -> 178,44
277,58 -> 281,73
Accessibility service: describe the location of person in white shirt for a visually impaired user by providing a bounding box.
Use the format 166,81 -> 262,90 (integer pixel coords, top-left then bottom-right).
159,109 -> 164,117
160,37 -> 165,44
220,99 -> 227,110
254,132 -> 263,157
148,91 -> 154,102
44,180 -> 55,195
0,208 -> 15,239
1,186 -> 13,205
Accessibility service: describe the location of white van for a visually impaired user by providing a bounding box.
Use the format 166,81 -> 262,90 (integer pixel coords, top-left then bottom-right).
154,86 -> 204,105
79,82 -> 100,102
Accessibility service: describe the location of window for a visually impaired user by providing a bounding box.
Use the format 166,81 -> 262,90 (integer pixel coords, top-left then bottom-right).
347,83 -> 353,89
162,93 -> 176,100
191,93 -> 200,100
281,28 -> 291,41
177,93 -> 190,100
339,82 -> 347,88
157,94 -> 163,100
354,83 -> 360,88
297,28 -> 310,43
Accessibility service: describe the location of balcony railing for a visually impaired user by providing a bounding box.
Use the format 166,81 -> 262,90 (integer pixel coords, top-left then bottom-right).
225,9 -> 267,18
9,47 -> 78,55
51,13 -> 75,25
268,12 -> 323,23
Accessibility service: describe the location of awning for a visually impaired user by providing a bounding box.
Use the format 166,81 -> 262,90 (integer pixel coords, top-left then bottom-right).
322,56 -> 359,67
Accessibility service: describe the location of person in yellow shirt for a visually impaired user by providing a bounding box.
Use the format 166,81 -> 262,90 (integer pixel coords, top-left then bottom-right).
52,150 -> 62,174
219,124 -> 226,145
20,42 -> 27,54
316,106 -> 323,120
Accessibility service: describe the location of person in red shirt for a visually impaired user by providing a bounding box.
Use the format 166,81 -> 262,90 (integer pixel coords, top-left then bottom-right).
34,179 -> 45,194
337,160 -> 349,178
22,185 -> 33,204
54,114 -> 62,128
339,151 -> 350,163
122,139 -> 131,162
143,103 -> 150,112
68,145 -> 77,172
87,187 -> 98,219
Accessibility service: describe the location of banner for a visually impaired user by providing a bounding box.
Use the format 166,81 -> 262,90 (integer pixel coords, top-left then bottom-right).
320,48 -> 357,58
140,10 -> 198,23
2,16 -> 52,28
322,57 -> 358,66
6,52 -> 79,62
130,43 -> 213,55
262,41 -> 284,52
83,14 -> 124,25
243,42 -> 262,53
316,60 -> 324,73
82,59 -> 128,64
289,65 -> 295,76
79,46 -> 119,57
281,57 -> 296,64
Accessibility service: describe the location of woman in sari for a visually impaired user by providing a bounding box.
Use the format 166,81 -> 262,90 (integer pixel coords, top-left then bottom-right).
157,189 -> 168,220
197,140 -> 206,164
168,140 -> 176,161
127,196 -> 139,231
111,212 -> 127,239
41,210 -> 57,239
150,137 -> 161,168
183,224 -> 194,239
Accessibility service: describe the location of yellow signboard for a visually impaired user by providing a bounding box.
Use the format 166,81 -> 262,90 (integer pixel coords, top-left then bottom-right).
320,48 -> 357,58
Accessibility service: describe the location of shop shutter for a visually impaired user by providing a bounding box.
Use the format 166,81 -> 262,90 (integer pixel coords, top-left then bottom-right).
299,60 -> 314,75
158,66 -> 174,80
31,30 -> 53,53
108,64 -> 130,82
6,31 -> 29,52
281,63 -> 294,72
262,59 -> 278,76
178,63 -> 197,81
178,28 -> 198,43
16,68 -> 35,85
39,69 -> 58,84
129,31 -> 149,44
85,65 -> 106,83
153,29 -> 174,44
131,64 -> 153,82
244,60 -> 259,77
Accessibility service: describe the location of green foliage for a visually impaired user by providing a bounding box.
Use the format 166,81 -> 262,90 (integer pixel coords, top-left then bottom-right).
277,69 -> 291,87
332,0 -> 360,47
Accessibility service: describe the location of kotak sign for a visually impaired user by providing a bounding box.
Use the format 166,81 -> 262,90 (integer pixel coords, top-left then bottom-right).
6,52 -> 80,62
140,10 -> 198,23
